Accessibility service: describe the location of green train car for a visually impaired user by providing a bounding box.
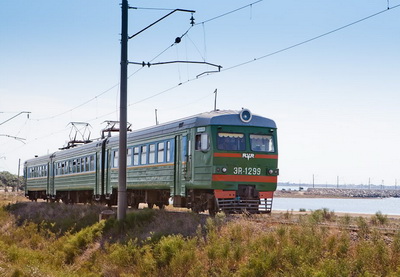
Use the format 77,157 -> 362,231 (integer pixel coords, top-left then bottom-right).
24,109 -> 279,214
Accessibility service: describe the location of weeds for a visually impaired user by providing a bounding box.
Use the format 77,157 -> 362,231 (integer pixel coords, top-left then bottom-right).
371,211 -> 388,225
1,201 -> 400,276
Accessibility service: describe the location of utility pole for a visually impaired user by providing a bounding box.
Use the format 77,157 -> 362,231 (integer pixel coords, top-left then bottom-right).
312,174 -> 314,188
17,158 -> 21,192
116,2 -> 197,220
118,0 -> 129,221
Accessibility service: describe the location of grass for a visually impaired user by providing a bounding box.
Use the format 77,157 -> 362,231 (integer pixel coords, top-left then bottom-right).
2,198 -> 400,276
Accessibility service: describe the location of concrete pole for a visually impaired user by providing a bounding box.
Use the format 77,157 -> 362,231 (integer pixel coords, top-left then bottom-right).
117,0 -> 128,220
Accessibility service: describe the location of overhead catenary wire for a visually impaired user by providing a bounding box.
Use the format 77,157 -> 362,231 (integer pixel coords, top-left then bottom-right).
12,2 -> 400,151
121,4 -> 400,110
27,1 -> 262,123
57,2 -> 400,128
196,0 -> 263,25
223,3 -> 400,72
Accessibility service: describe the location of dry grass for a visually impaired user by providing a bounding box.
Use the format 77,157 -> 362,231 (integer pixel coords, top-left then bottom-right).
3,198 -> 400,276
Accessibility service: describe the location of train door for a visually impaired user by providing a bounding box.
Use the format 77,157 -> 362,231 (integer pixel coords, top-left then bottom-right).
104,148 -> 112,197
173,135 -> 182,197
95,150 -> 102,200
173,133 -> 189,206
47,162 -> 55,198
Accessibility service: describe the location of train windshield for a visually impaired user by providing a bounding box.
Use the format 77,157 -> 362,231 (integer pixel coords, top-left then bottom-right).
250,134 -> 274,152
217,132 -> 246,151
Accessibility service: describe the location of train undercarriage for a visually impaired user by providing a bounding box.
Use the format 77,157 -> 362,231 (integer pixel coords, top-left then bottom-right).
27,186 -> 273,215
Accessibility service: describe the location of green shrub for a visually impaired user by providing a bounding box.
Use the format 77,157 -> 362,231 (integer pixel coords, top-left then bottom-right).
356,216 -> 369,239
61,220 -> 105,264
339,214 -> 351,226
371,211 -> 388,225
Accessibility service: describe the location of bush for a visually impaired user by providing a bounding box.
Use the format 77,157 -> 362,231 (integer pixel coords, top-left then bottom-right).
371,211 -> 388,225
60,220 -> 105,264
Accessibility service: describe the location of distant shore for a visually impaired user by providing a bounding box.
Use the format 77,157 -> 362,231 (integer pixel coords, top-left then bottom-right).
275,188 -> 400,199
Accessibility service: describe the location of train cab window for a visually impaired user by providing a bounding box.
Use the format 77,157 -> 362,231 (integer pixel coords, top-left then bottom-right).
127,148 -> 132,166
250,134 -> 275,152
157,142 -> 165,163
113,151 -> 118,168
217,132 -> 245,151
141,145 -> 147,165
195,133 -> 210,152
133,147 -> 139,165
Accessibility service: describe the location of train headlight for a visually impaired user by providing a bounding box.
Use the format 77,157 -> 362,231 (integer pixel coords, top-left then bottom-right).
239,109 -> 252,123
222,167 -> 227,173
268,169 -> 279,175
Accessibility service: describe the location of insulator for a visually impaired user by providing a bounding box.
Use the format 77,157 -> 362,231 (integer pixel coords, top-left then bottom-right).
190,15 -> 195,26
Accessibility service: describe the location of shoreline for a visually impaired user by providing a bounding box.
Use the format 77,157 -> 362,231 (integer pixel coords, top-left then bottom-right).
275,188 -> 400,199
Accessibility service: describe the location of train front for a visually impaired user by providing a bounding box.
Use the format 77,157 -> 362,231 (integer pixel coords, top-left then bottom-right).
210,109 -> 279,213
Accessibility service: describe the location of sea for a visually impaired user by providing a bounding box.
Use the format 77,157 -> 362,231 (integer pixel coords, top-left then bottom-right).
275,184 -> 400,215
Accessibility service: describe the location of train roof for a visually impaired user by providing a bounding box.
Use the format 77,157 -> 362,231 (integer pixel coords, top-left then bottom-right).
25,109 -> 276,164
110,109 -> 277,143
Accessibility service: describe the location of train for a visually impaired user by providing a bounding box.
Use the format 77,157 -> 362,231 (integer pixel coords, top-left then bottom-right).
24,109 -> 279,215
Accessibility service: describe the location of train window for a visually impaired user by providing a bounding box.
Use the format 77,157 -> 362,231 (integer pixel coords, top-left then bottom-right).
90,156 -> 95,171
81,158 -> 85,172
85,157 -> 89,172
141,145 -> 147,165
250,134 -> 275,152
149,144 -> 156,164
127,148 -> 132,166
195,134 -> 209,151
133,147 -> 139,165
217,132 -> 245,151
195,135 -> 201,150
157,142 -> 165,163
69,160 -> 74,174
113,151 -> 118,168
166,141 -> 171,162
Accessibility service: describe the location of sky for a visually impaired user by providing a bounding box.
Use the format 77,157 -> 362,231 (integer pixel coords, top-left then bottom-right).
1,0 -> 400,186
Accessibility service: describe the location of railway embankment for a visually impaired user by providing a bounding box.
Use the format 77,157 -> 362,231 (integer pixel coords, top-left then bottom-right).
276,188 -> 400,198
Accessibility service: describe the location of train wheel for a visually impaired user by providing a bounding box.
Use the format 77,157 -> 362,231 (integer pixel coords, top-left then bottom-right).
131,202 -> 139,209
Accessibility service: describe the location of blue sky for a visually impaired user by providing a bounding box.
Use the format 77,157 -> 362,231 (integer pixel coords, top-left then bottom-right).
1,0 -> 400,186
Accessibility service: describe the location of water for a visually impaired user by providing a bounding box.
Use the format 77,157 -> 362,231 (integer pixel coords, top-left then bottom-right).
273,197 -> 400,215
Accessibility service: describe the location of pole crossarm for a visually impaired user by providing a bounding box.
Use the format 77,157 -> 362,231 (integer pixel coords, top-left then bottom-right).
0,134 -> 26,144
129,60 -> 222,69
128,8 -> 195,39
0,111 -> 31,126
